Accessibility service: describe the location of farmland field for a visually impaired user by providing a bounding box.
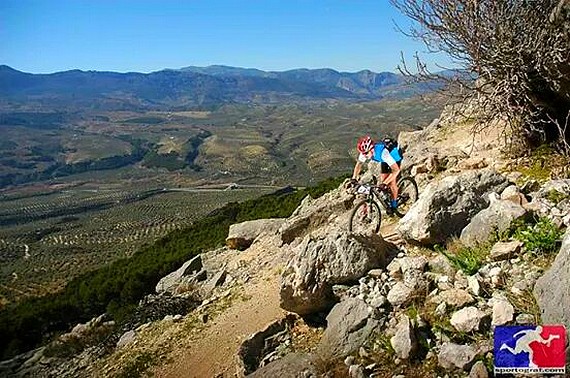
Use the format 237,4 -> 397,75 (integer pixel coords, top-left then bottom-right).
0,96 -> 444,307
0,186 -> 275,306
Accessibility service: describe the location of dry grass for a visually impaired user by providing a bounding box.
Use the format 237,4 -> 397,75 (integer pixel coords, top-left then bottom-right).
311,354 -> 349,377
289,319 -> 324,354
505,289 -> 542,325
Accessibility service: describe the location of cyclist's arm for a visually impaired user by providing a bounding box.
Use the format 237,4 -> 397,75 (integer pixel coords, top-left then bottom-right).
352,161 -> 363,180
352,153 -> 367,180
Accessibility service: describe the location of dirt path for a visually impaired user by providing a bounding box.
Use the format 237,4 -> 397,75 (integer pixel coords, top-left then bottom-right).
153,236 -> 288,378
154,279 -> 285,378
145,205 -> 403,378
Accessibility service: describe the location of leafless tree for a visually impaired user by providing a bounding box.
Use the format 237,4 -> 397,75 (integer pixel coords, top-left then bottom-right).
391,0 -> 570,153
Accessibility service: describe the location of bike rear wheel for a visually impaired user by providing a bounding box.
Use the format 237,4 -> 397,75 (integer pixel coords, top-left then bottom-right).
394,176 -> 419,218
349,200 -> 381,234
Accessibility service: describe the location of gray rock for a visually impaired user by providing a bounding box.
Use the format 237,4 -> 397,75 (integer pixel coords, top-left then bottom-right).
368,294 -> 387,308
454,270 -> 469,290
460,199 -> 528,247
226,218 -> 285,250
501,185 -> 529,206
280,231 -> 391,315
237,315 -> 296,376
428,254 -> 457,277
390,315 -> 417,360
435,302 -> 447,316
468,360 -> 489,378
399,256 -> 429,292
367,269 -> 384,278
450,307 -> 487,333
387,282 -> 414,307
399,256 -> 428,273
501,185 -> 522,200
246,353 -> 317,378
201,268 -> 227,298
386,260 -> 402,278
491,299 -> 514,326
116,330 -> 136,348
438,342 -> 477,370
534,228 -> 570,343
155,255 -> 203,294
429,289 -> 475,308
467,275 -> 482,296
536,179 -> 570,199
397,170 -> 508,245
349,364 -> 365,378
489,241 -> 524,261
317,298 -> 381,358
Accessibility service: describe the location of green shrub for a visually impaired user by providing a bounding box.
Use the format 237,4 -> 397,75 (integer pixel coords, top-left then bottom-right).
512,217 -> 562,255
545,190 -> 567,204
436,243 -> 489,276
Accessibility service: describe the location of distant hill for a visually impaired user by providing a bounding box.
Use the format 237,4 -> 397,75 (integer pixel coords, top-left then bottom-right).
0,65 -> 431,111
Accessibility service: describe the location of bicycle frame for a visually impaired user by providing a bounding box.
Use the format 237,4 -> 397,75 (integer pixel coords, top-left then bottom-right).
355,183 -> 392,213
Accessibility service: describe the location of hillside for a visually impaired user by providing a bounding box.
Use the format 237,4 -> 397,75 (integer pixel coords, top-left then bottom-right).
0,65 -> 437,112
4,106 -> 570,377
0,97 -> 442,189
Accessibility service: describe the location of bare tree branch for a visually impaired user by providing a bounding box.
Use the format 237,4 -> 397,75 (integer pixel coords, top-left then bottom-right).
391,0 -> 570,152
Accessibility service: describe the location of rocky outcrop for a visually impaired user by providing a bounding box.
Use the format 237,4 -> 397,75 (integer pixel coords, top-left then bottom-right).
534,228 -> 570,342
155,255 -> 205,294
460,197 -> 528,247
280,231 -> 392,315
397,170 -> 509,245
279,187 -> 354,244
226,218 -> 285,250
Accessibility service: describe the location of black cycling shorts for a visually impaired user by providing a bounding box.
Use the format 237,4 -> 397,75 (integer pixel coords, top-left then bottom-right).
380,161 -> 401,174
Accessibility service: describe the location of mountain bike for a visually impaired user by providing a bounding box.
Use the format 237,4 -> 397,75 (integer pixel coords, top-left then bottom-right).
348,176 -> 419,234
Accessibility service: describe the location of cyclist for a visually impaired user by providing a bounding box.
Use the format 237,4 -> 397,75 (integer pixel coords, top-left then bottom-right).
351,136 -> 402,211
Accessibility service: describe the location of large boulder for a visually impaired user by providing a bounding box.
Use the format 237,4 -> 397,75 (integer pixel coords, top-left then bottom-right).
534,228 -> 570,350
280,231 -> 391,315
397,170 -> 509,245
316,298 -> 381,358
226,218 -> 285,250
155,255 -> 205,294
279,185 -> 354,244
460,198 -> 528,247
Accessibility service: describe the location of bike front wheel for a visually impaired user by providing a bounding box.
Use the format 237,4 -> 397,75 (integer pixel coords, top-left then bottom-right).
349,200 -> 381,234
394,176 -> 419,218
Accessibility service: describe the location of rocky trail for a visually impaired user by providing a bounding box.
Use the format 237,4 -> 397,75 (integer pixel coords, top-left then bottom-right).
5,110 -> 570,378
153,217 -> 402,378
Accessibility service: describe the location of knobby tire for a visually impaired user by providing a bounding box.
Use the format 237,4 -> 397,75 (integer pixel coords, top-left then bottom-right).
349,199 -> 381,234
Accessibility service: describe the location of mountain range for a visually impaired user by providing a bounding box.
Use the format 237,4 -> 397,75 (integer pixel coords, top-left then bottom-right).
0,65 -> 433,111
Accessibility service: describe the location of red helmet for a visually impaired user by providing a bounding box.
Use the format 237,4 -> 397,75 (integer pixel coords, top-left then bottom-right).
357,136 -> 374,154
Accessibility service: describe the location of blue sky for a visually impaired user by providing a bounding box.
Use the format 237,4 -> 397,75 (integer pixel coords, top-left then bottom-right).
1,0 -> 450,74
